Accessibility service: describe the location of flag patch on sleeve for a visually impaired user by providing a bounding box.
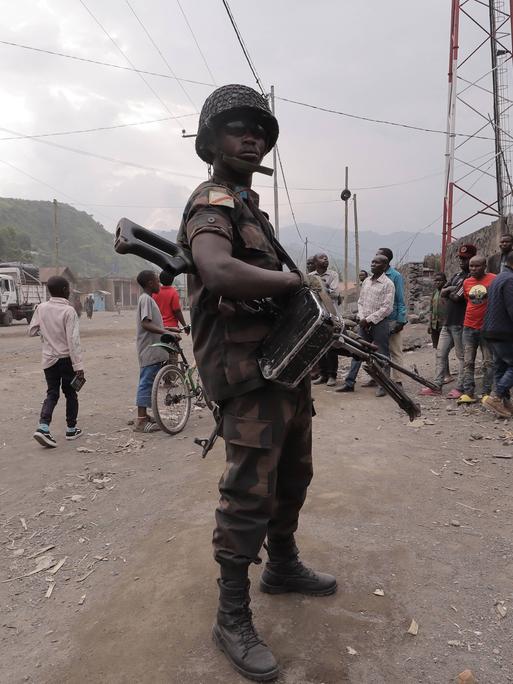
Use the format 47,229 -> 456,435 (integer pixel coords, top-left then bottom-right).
208,190 -> 235,208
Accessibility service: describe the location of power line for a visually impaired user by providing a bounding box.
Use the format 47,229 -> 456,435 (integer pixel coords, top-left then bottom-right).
0,114 -> 445,194
0,114 -> 198,142
125,0 -> 199,112
396,214 -> 443,267
2,36 -> 497,143
78,0 -> 186,128
1,123 -> 493,197
220,0 -> 265,94
275,147 -> 303,241
175,0 -> 217,85
0,112 -> 443,193
0,39 -> 214,87
0,157 -> 115,224
219,0 -> 303,241
0,158 -> 81,204
276,95 -> 498,141
397,151 -> 501,265
0,125 -> 206,181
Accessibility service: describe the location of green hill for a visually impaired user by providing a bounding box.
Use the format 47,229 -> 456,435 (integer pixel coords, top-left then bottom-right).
0,198 -> 147,277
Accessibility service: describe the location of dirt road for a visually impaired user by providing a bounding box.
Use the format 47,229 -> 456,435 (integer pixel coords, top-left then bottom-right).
1,313 -> 512,683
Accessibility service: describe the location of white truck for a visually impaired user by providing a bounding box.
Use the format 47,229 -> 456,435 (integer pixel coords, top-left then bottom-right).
0,265 -> 46,326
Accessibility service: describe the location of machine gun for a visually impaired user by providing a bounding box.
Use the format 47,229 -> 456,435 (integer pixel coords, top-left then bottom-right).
114,218 -> 431,429
334,330 -> 438,421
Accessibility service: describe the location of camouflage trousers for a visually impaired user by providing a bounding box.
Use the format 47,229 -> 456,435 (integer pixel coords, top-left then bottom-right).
213,381 -> 313,576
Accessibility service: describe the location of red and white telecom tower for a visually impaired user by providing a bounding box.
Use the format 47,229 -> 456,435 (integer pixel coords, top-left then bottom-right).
442,0 -> 513,268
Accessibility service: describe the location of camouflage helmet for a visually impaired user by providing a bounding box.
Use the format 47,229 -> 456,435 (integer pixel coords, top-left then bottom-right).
195,84 -> 279,163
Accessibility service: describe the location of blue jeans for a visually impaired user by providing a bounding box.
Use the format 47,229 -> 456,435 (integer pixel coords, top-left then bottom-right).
136,362 -> 162,408
490,341 -> 513,399
462,327 -> 493,396
434,325 -> 464,390
345,319 -> 390,388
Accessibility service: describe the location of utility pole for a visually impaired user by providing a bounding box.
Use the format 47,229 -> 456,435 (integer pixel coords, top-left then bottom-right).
53,198 -> 59,269
270,85 -> 279,239
353,193 -> 360,295
305,236 -> 308,270
340,168 -> 351,312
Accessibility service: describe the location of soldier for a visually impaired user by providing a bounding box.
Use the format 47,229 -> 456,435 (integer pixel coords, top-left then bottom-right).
177,84 -> 336,681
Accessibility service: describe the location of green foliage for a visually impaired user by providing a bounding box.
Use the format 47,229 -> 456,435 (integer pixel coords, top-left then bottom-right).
0,198 -> 147,277
0,225 -> 32,261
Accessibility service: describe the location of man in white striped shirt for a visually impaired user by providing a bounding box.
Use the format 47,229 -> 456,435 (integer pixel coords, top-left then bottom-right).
336,254 -> 395,396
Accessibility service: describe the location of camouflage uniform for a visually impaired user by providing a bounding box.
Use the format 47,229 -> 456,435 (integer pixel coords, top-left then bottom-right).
177,178 -> 313,576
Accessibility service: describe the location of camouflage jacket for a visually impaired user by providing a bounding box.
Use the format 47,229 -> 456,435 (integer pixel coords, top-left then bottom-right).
177,178 -> 282,402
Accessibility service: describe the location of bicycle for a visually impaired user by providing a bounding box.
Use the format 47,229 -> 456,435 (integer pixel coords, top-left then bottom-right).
151,331 -> 213,435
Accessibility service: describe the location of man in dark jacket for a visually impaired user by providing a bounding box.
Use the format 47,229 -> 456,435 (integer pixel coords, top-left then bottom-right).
482,251 -> 513,417
420,243 -> 475,397
487,233 -> 513,274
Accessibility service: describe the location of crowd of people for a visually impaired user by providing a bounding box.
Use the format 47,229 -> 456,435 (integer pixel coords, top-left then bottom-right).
308,234 -> 513,420
309,247 -> 408,397
421,234 -> 513,418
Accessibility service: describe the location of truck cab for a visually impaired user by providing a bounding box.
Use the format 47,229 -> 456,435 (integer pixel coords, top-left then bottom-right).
0,274 -> 16,325
0,268 -> 46,325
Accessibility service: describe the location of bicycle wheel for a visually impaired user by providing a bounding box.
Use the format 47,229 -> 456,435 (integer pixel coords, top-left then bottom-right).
151,365 -> 191,435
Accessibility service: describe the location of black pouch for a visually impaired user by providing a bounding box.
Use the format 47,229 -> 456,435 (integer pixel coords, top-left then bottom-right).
70,375 -> 86,392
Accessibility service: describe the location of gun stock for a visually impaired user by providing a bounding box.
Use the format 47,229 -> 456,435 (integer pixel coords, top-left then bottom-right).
114,217 -> 195,282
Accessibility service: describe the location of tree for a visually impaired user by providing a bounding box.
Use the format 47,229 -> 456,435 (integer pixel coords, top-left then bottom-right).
0,226 -> 32,261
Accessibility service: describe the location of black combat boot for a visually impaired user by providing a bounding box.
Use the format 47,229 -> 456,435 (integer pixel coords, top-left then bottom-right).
260,538 -> 337,596
212,579 -> 279,682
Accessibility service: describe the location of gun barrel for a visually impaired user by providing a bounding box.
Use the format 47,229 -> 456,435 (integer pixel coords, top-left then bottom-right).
338,332 -> 438,391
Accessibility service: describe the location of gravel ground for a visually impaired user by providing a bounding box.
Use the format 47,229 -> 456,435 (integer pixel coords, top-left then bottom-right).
1,313 -> 512,684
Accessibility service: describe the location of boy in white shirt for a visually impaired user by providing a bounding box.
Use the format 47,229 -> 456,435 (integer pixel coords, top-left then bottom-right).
29,276 -> 84,447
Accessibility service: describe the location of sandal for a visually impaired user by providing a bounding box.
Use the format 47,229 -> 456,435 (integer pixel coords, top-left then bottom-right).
134,419 -> 160,433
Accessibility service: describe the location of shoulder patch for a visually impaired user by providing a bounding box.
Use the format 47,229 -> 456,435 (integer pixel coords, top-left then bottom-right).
208,190 -> 235,208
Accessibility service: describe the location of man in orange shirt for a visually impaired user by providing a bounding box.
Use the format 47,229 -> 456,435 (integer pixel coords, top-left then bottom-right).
152,271 -> 190,333
458,255 -> 496,404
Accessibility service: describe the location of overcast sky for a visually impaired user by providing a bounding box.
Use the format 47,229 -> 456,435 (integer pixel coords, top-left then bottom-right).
0,0 -> 507,254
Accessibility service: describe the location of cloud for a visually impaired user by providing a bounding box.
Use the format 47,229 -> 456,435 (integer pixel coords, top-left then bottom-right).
0,0 -> 502,252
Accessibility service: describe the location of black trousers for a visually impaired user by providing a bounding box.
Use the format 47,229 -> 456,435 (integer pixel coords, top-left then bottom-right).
40,358 -> 79,428
319,348 -> 339,380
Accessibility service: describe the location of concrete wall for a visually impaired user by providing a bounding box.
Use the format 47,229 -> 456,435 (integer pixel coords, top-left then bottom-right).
445,218 -> 509,276
397,262 -> 435,319
397,218 -> 511,319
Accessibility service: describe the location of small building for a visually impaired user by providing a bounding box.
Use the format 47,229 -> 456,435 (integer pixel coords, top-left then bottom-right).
76,276 -> 139,311
39,266 -> 78,293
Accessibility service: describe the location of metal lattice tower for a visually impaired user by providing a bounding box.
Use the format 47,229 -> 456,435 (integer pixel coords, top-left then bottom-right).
442,0 -> 513,268
491,0 -> 513,215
